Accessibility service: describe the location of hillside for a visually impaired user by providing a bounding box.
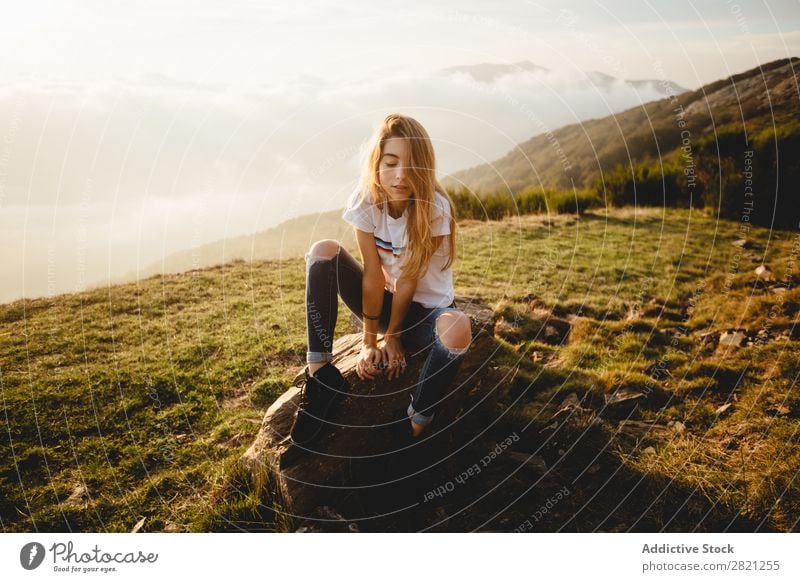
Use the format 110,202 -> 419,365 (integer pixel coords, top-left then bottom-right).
118,60 -> 798,286
1,208 -> 798,532
129,210 -> 355,280
447,58 -> 799,194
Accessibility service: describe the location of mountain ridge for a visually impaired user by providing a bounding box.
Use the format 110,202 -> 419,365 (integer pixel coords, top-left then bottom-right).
443,60 -> 688,95
446,57 -> 799,194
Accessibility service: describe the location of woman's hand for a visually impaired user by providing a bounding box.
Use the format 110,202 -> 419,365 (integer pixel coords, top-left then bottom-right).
356,344 -> 384,380
381,335 -> 407,380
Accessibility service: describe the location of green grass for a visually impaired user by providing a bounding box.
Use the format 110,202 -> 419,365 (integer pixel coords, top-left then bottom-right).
1,207 -> 798,531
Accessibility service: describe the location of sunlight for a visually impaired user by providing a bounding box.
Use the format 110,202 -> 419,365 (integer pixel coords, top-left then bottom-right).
0,1 -> 50,38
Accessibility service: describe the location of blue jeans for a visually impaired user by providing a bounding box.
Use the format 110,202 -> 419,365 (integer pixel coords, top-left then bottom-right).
305,242 -> 469,426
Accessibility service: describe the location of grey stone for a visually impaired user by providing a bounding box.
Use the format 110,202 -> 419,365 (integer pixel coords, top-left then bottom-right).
719,330 -> 748,347
508,452 -> 548,473
667,420 -> 686,434
715,402 -> 734,416
755,265 -> 776,282
240,298 -> 497,521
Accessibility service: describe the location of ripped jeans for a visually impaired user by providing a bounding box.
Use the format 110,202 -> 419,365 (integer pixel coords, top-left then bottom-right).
305,242 -> 469,427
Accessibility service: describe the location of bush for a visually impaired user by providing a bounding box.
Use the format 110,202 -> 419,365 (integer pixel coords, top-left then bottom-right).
696,123 -> 800,229
594,159 -> 694,208
449,187 -> 599,221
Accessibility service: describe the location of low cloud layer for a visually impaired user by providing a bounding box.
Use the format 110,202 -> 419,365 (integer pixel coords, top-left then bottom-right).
2,64 -> 679,303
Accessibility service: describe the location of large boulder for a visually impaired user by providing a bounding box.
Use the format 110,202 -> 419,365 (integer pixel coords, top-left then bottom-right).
240,298 -> 496,525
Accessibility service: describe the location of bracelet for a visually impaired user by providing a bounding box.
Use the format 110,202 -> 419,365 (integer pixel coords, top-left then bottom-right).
362,312 -> 381,321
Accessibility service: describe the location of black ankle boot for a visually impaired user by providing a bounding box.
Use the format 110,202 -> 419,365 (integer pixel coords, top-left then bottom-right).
288,363 -> 349,446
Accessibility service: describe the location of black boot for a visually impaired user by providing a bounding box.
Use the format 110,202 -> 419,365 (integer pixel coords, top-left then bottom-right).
287,363 -> 349,447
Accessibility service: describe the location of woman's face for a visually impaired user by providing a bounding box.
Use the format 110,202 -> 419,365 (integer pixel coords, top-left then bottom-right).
378,137 -> 412,203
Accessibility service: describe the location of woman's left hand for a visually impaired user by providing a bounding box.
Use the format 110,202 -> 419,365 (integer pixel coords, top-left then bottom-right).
381,335 -> 407,380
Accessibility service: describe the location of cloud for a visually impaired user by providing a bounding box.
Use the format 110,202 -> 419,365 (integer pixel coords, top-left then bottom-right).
0,63 -> 682,302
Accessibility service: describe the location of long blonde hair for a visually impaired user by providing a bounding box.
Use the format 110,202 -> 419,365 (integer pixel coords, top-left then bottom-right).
358,113 -> 457,280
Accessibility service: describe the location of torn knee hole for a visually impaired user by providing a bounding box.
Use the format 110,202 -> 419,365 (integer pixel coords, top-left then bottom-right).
444,344 -> 469,356
306,254 -> 336,265
435,312 -> 472,353
305,239 -> 341,264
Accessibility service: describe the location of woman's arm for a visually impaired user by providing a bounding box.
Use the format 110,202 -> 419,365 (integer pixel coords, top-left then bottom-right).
355,228 -> 385,345
382,234 -> 445,379
382,276 -> 416,380
355,228 -> 385,379
385,277 -> 417,340
386,234 -> 445,338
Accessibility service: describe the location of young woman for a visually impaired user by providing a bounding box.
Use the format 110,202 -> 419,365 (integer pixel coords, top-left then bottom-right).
288,113 -> 472,449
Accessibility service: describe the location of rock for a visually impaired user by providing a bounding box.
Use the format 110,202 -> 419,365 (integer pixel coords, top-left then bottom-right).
543,325 -> 561,342
699,331 -> 720,347
537,411 -> 610,470
295,524 -> 324,533
772,286 -> 788,296
719,329 -> 748,347
240,298 -> 496,522
549,392 -> 586,423
766,404 -> 792,417
642,446 -> 657,455
605,388 -> 645,410
746,253 -> 760,263
531,350 -> 553,364
667,420 -> 686,434
520,293 -> 546,310
616,420 -> 671,439
64,483 -> 90,508
508,452 -> 548,473
756,329 -> 773,344
602,384 -> 673,419
715,402 -> 734,416
626,304 -> 642,321
755,265 -> 776,282
295,506 -> 360,533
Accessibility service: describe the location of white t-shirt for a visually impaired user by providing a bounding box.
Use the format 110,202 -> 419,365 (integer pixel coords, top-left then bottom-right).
342,189 -> 455,309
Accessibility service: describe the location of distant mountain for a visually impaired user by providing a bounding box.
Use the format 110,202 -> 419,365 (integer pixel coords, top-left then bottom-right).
443,60 -> 688,96
137,59 -> 798,278
132,210 -> 355,279
446,58 -> 799,194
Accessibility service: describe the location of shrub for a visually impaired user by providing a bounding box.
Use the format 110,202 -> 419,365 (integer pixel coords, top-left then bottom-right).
449,187 -> 599,220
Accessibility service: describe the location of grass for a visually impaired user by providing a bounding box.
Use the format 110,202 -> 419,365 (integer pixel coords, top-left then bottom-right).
1,206 -> 798,531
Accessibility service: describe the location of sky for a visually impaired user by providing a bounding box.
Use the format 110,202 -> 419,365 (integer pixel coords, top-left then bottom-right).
1,0 -> 799,303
